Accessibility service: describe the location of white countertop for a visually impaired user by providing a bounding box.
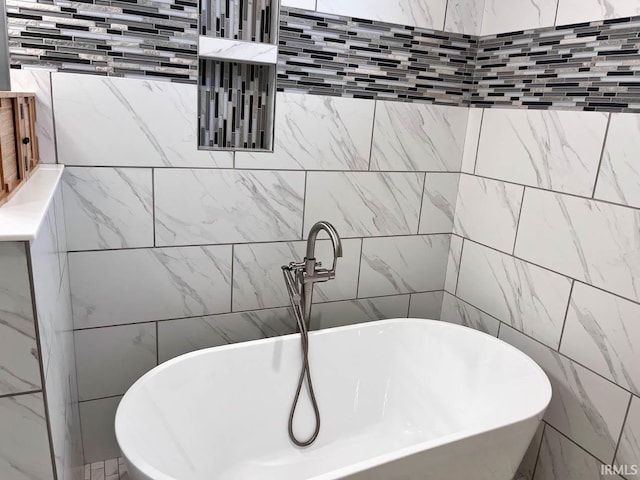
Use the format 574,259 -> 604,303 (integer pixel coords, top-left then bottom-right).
0,164 -> 64,241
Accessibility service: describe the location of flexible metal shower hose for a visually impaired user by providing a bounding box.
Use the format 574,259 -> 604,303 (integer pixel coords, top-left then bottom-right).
285,273 -> 321,447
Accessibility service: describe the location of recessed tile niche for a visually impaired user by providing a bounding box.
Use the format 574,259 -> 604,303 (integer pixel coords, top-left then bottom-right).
198,0 -> 279,151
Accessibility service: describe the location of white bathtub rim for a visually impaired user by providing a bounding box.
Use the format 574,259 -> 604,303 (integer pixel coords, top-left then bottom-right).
115,318 -> 552,480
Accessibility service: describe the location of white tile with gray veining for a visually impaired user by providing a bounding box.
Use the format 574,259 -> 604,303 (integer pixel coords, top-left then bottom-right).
236,93 -> 374,170
158,308 -> 296,363
481,0 -> 558,35
0,393 -> 54,480
232,238 -> 361,312
52,73 -> 233,168
440,292 -> 501,337
461,108 -> 483,174
457,241 -> 571,349
0,242 -> 40,396
616,395 -> 640,480
75,323 -> 157,401
63,167 -> 153,251
310,295 -> 411,331
358,235 -> 450,298
560,282 -> 640,396
475,109 -> 609,196
515,188 -> 640,304
453,175 -> 524,253
444,234 -> 463,294
304,172 -> 424,238
533,427 -> 619,480
444,0 -> 485,35
500,325 -> 631,463
155,169 -> 305,246
52,188 -> 68,277
79,396 -> 122,464
10,69 -> 56,163
419,173 -> 460,234
594,113 -> 640,210
198,37 -> 278,64
556,0 -> 640,25
370,102 -> 468,172
408,291 -> 444,320
315,0 -> 447,29
70,246 -> 232,328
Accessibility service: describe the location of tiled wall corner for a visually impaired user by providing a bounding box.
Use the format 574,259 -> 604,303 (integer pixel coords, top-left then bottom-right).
445,105 -> 640,479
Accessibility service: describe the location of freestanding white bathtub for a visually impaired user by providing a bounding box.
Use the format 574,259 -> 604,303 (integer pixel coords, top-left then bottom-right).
115,319 -> 551,480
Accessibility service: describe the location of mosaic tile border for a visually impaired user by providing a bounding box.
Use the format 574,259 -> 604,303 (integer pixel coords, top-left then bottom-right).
7,3 -> 640,112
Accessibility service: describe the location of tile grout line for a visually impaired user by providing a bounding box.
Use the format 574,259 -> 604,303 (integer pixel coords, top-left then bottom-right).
591,112 -> 612,199
367,100 -> 377,172
556,279 -> 575,352
511,185 -> 527,256
453,237 -> 465,296
472,109 -> 484,175
66,232 -> 455,254
611,395 -> 634,466
301,171 -> 308,239
415,172 -> 428,234
355,238 -> 364,299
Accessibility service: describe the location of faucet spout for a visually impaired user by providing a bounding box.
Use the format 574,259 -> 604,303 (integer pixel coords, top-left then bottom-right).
305,221 -> 343,273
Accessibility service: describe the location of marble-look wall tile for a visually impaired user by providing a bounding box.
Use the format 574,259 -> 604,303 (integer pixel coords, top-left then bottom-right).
534,427 -> 620,480
63,167 -> 153,251
444,0 -> 485,35
457,241 -> 571,348
79,396 -> 122,463
408,291 -> 443,320
475,109 -> 609,196
515,189 -> 640,304
500,325 -> 630,463
70,246 -> 232,328
440,292 -> 500,336
155,169 -> 305,246
444,234 -> 463,294
461,109 -> 483,174
561,283 -> 640,396
616,396 -> 640,480
370,102 -> 468,172
0,393 -> 54,479
481,0 -> 558,35
358,235 -> 450,298
556,0 -> 640,25
419,173 -> 460,234
310,295 -> 410,330
235,93 -> 374,170
52,189 -> 68,277
31,206 -> 64,370
232,238 -> 361,311
304,172 -> 425,238
517,422 -> 545,480
315,0 -> 447,29
158,308 -> 296,362
52,73 -> 233,168
10,68 -> 56,163
0,242 -> 40,396
453,175 -> 524,253
75,323 -> 157,400
46,267 -> 82,480
594,113 -> 640,209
